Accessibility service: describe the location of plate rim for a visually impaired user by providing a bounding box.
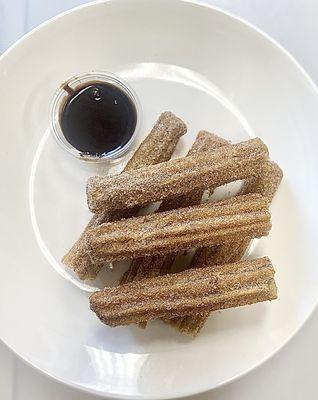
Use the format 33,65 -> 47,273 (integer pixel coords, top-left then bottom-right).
1,0 -> 318,398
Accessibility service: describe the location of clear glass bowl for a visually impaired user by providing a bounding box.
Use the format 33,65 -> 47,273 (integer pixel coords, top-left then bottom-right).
50,71 -> 142,162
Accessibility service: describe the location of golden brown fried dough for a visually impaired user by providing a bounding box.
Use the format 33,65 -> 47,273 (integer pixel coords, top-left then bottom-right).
85,194 -> 271,264
86,138 -> 269,214
90,257 -> 277,327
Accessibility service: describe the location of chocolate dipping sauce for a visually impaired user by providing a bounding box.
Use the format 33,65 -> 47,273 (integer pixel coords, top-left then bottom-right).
60,82 -> 137,157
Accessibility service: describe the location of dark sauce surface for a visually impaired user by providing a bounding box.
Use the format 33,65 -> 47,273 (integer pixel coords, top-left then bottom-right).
60,82 -> 137,157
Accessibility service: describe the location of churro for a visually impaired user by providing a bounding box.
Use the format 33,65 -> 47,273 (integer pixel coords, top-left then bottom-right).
86,138 -> 269,214
124,111 -> 187,170
169,161 -> 283,335
120,131 -> 228,286
90,257 -> 277,327
85,194 -> 271,264
62,111 -> 186,280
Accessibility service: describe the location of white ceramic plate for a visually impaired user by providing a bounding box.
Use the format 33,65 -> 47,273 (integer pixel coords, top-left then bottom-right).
1,0 -> 318,398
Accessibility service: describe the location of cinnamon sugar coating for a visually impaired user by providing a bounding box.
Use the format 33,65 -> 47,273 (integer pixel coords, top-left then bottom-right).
86,138 -> 269,214
85,194 -> 271,264
90,257 -> 277,327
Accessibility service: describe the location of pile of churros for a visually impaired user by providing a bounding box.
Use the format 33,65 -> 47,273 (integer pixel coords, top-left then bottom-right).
62,111 -> 283,336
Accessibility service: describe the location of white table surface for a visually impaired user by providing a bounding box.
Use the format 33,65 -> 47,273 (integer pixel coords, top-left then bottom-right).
1,0 -> 317,398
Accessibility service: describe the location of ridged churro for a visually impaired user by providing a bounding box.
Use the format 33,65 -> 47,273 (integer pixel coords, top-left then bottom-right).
124,111 -> 187,170
90,257 -> 277,327
86,138 -> 269,214
85,194 -> 271,264
62,111 -> 187,280
120,131 -> 228,286
169,161 -> 283,335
